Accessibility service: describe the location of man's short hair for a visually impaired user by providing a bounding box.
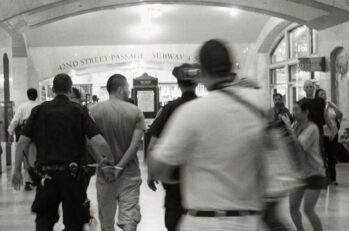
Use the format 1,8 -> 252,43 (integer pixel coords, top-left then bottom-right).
53,73 -> 73,94
72,87 -> 82,99
178,80 -> 198,88
92,95 -> 98,101
273,93 -> 282,99
106,74 -> 127,94
27,88 -> 38,101
199,39 -> 232,77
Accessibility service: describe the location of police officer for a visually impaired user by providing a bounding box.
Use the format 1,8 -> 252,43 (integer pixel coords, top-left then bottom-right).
147,63 -> 199,231
12,73 -> 116,231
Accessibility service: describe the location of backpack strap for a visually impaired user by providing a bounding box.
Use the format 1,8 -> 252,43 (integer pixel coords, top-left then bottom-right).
220,88 -> 266,119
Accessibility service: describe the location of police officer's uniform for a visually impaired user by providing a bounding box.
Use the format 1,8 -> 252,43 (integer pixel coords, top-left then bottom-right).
22,94 -> 101,231
147,64 -> 199,231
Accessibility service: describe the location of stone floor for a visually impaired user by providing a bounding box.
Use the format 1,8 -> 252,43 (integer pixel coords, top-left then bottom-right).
1,154 -> 349,230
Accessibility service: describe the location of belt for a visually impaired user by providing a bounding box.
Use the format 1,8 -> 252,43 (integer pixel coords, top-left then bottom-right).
41,164 -> 72,171
184,209 -> 261,217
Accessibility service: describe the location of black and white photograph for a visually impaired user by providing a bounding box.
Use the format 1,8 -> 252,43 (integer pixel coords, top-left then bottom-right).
1,1 -> 349,230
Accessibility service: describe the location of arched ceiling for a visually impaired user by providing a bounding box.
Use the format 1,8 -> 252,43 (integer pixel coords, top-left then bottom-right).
24,5 -> 271,46
0,27 -> 10,47
1,0 -> 349,57
1,0 -> 349,33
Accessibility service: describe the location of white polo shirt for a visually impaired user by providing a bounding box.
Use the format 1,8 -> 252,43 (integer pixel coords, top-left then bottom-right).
152,85 -> 268,211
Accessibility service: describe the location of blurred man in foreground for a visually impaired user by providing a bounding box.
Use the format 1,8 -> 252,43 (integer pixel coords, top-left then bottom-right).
147,63 -> 199,231
149,39 -> 268,231
90,74 -> 146,231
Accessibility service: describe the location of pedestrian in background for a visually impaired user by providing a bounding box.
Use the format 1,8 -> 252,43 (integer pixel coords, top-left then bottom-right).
71,87 -> 98,228
8,88 -> 38,191
282,100 -> 325,231
315,88 -> 343,185
147,63 -> 199,231
269,93 -> 293,123
300,81 -> 330,182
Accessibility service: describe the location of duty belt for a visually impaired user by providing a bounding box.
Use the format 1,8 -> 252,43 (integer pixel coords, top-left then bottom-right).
41,165 -> 69,171
184,209 -> 261,217
41,162 -> 80,179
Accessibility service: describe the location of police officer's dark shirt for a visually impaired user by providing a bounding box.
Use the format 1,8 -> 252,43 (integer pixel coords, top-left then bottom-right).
22,95 -> 100,165
148,91 -> 197,209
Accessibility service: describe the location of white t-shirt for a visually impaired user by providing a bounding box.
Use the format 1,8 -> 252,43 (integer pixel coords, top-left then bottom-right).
152,86 -> 268,211
8,100 -> 38,135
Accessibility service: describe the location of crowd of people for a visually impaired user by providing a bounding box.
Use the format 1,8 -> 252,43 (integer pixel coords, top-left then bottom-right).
8,39 -> 348,231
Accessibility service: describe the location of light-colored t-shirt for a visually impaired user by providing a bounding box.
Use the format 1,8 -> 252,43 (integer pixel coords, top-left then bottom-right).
8,100 -> 38,135
323,104 -> 338,137
152,86 -> 268,211
90,99 -> 146,177
295,122 -> 325,177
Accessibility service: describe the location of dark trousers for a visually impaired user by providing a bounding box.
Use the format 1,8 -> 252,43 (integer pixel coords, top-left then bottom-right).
263,200 -> 289,231
165,206 -> 185,231
81,172 -> 94,223
324,135 -> 338,182
337,144 -> 349,162
31,170 -> 86,231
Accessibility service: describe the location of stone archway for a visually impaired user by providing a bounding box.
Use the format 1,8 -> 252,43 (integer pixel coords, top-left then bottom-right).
330,47 -> 349,123
330,47 -> 344,105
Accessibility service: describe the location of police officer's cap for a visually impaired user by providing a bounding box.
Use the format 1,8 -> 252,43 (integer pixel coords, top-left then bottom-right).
172,63 -> 200,82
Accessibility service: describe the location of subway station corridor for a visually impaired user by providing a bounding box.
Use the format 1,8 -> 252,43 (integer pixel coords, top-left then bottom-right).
1,152 -> 349,231
2,1 -> 349,231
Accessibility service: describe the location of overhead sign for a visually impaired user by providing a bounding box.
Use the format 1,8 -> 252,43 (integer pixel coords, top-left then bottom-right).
57,52 -> 199,71
28,44 -> 250,81
298,57 -> 326,72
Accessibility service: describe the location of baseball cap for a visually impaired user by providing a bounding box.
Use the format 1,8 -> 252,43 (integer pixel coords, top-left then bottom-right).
199,39 -> 233,77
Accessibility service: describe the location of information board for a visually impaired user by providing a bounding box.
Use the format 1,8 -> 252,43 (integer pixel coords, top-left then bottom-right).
137,90 -> 155,113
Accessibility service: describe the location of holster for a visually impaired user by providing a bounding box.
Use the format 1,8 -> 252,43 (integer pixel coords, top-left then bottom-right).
69,162 -> 85,182
29,162 -> 42,186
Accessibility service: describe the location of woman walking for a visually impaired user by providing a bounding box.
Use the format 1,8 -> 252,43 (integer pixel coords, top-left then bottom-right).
282,100 -> 325,231
315,89 -> 343,185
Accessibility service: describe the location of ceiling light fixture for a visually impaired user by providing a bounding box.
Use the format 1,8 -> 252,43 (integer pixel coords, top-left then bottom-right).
131,4 -> 164,39
139,4 -> 162,18
230,8 -> 240,17
147,5 -> 162,18
69,69 -> 76,76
